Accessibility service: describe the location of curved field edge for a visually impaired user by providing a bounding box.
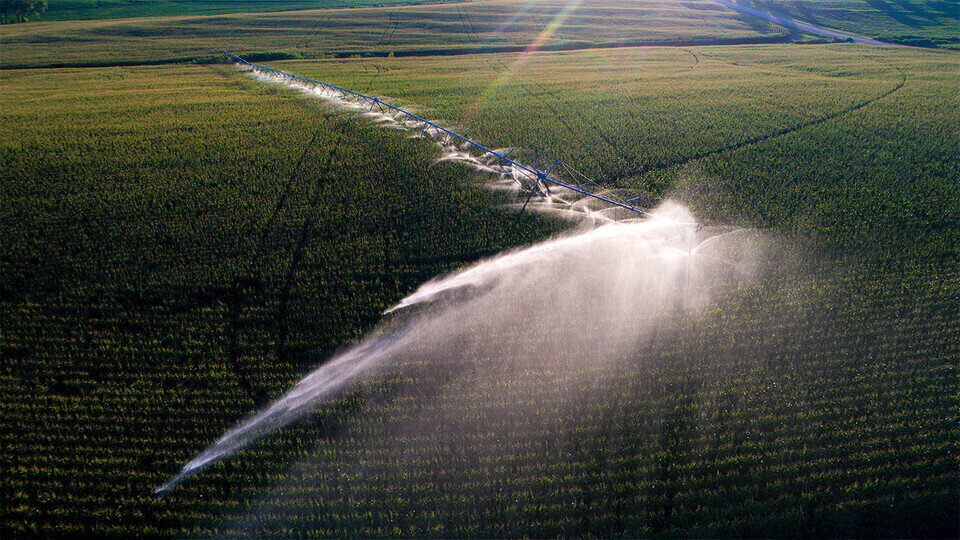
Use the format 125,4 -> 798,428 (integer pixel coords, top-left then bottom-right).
725,0 -> 960,48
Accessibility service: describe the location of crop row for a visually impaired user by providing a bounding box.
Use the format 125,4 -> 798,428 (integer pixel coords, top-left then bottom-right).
3,50 -> 959,537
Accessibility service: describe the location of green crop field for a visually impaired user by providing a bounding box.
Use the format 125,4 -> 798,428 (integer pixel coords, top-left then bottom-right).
268,45 -> 958,258
2,0 -> 958,536
1,62 -> 564,536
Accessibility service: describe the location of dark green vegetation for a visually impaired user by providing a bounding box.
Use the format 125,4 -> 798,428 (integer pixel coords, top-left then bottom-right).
2,41 -> 957,536
227,255 -> 958,538
0,0 -> 48,24
0,63 -> 562,536
31,0 -> 442,21
0,0 -> 791,69
732,0 -> 960,47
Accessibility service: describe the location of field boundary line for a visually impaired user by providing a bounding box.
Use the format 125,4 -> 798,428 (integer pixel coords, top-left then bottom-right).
1,35 -> 795,71
223,117 -> 330,405
707,0 -> 900,46
274,140 -> 339,369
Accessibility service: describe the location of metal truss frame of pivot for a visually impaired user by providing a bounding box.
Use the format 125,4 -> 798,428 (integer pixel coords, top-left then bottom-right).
225,52 -> 652,218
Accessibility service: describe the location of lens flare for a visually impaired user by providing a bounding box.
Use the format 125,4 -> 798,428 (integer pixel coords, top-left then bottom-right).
463,0 -> 583,123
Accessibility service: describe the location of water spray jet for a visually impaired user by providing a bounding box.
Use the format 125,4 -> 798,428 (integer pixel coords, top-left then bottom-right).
156,199 -> 763,495
153,56 -> 765,497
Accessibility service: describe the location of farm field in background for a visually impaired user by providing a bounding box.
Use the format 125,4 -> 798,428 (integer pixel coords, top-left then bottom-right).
727,0 -> 960,47
2,39 -> 957,536
0,0 -> 790,68
37,0 -> 444,21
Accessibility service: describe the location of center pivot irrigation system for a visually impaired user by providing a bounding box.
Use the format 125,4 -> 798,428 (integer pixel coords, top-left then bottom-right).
225,52 -> 655,218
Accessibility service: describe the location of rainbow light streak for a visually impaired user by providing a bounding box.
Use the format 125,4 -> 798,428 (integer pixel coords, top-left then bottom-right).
463,0 -> 583,122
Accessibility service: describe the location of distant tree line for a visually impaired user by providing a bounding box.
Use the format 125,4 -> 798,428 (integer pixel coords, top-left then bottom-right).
1,0 -> 47,23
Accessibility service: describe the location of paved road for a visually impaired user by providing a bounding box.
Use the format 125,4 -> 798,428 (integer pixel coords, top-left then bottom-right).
709,0 -> 900,46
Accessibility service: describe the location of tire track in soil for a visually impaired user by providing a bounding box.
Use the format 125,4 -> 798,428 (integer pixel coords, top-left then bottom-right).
201,65 -> 346,404
225,117 -> 330,406
362,64 -> 383,95
633,70 -> 907,178
374,11 -> 400,50
522,83 -> 634,166
255,128 -> 323,258
488,58 -> 633,177
231,14 -> 262,44
457,7 -> 482,43
224,276 -> 266,405
273,141 -> 339,374
495,52 -> 898,189
297,15 -> 330,51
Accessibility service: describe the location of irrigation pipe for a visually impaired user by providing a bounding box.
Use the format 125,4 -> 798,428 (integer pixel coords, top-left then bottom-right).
225,52 -> 654,218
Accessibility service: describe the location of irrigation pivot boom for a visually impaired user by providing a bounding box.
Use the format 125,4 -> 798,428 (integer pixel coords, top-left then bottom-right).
225,52 -> 651,218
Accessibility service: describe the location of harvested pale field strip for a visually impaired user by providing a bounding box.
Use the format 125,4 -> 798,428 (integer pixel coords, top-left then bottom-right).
0,0 -> 790,68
